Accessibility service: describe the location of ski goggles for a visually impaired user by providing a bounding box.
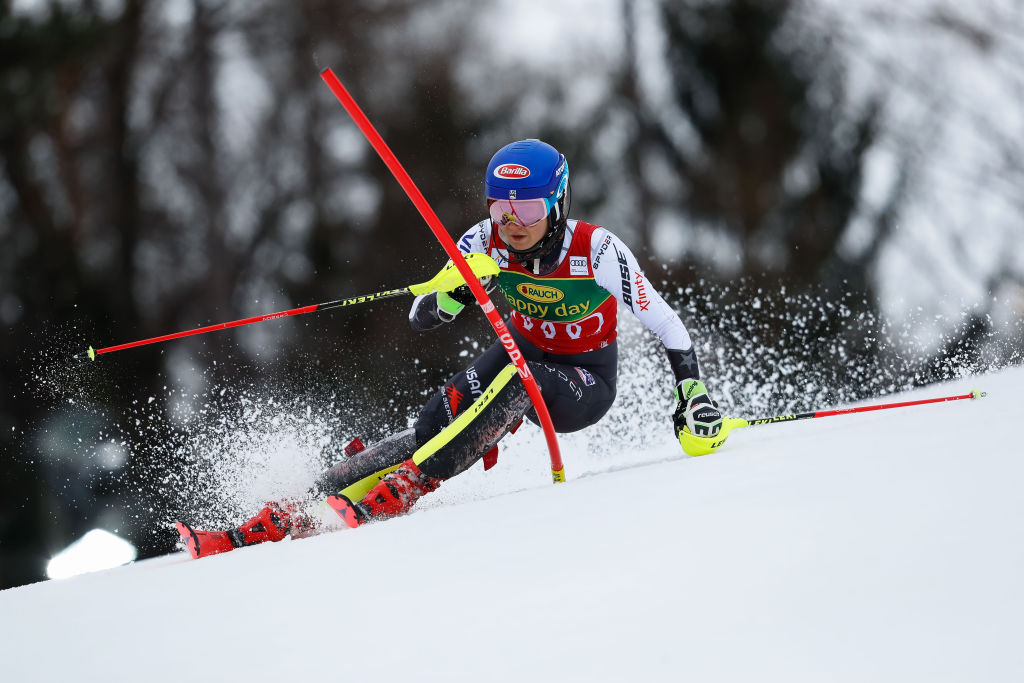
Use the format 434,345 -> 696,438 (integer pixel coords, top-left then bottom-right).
487,197 -> 552,228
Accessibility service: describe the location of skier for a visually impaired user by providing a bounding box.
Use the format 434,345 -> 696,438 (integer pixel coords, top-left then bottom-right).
176,139 -> 724,558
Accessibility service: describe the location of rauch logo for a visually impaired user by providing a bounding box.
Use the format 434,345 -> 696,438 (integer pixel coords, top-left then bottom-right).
516,283 -> 564,303
494,164 -> 531,179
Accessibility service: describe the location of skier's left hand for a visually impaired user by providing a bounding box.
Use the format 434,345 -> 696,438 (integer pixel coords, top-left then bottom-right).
673,379 -> 723,438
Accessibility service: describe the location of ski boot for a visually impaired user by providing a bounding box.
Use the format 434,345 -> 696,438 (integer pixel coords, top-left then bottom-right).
176,500 -> 316,559
327,459 -> 442,528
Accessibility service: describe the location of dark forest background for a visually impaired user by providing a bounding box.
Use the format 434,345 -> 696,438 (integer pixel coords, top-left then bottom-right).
2,0 -> 1022,589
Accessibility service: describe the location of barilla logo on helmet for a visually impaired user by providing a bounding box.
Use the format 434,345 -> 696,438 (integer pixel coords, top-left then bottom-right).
494,164 -> 531,180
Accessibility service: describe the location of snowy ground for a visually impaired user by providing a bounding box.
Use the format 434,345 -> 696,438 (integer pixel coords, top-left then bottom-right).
2,365 -> 1022,682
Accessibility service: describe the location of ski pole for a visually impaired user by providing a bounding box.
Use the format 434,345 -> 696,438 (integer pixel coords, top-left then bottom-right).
76,254 -> 499,361
679,389 -> 986,456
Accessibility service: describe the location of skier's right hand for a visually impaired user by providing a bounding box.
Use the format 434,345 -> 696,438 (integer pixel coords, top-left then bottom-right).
447,274 -> 496,307
410,292 -> 462,330
429,274 -> 496,326
411,266 -> 497,331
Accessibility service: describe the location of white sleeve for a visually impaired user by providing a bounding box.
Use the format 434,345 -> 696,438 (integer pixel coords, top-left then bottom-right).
591,228 -> 694,351
456,220 -> 491,256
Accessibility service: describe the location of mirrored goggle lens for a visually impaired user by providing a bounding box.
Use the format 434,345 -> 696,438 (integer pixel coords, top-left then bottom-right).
487,198 -> 549,227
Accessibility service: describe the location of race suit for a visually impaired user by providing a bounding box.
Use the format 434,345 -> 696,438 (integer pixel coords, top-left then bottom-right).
407,219 -> 702,478
318,218 -> 705,491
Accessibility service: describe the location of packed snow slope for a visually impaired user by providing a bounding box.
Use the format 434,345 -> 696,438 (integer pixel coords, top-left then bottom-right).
3,366 -> 1023,682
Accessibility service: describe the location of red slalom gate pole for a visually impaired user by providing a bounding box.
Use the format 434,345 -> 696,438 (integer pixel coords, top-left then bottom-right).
319,67 -> 565,482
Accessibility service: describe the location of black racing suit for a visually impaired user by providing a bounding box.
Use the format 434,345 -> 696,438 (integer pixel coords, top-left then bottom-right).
411,322 -> 618,478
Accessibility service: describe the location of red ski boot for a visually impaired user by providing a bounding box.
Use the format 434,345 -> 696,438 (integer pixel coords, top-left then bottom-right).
176,500 -> 316,559
327,459 -> 442,528
228,500 -> 315,547
176,522 -> 235,559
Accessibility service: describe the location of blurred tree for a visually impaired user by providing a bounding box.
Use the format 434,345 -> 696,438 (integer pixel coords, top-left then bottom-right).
635,0 -> 891,286
0,0 -> 482,588
609,0 -> 900,402
0,0 -> 130,589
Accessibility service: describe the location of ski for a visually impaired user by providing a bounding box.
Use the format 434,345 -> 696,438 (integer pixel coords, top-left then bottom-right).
326,495 -> 363,529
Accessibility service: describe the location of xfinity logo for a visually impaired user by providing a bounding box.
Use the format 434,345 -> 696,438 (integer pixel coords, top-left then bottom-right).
634,271 -> 650,311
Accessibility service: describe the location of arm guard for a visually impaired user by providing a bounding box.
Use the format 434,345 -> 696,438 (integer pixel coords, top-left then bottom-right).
666,346 -> 700,385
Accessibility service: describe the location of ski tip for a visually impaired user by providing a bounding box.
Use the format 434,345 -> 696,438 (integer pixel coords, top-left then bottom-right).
326,495 -> 362,529
175,521 -> 201,559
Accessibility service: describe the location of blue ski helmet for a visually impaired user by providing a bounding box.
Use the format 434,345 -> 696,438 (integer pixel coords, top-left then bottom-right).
485,139 -> 570,263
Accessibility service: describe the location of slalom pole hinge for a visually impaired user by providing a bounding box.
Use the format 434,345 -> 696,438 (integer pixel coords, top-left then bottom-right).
970,388 -> 986,400
87,346 -> 96,361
